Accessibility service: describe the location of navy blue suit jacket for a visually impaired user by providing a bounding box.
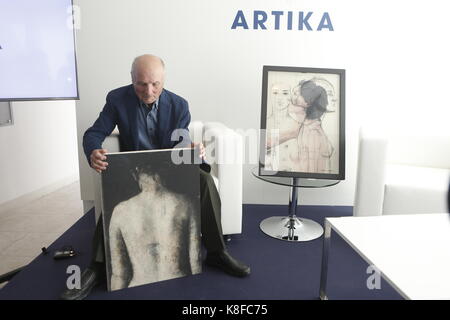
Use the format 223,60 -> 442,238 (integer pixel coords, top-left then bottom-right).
83,85 -> 192,165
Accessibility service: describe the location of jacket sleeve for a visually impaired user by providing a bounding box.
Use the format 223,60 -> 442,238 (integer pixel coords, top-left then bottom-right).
82,92 -> 118,166
172,100 -> 192,148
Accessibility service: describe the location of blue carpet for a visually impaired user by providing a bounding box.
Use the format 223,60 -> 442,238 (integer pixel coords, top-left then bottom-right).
0,205 -> 403,300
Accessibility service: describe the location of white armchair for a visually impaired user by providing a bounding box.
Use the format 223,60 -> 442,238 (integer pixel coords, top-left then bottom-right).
94,121 -> 243,235
353,128 -> 450,216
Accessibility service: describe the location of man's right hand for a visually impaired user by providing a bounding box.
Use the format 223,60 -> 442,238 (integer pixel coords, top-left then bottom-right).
90,149 -> 108,173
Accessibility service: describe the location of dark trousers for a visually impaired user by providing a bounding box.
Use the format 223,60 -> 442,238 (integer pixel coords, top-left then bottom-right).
91,166 -> 226,265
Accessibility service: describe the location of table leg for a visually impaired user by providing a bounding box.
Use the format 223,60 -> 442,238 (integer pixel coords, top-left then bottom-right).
319,220 -> 331,300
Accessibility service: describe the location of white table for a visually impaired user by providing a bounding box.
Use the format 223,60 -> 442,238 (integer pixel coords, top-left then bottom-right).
319,213 -> 450,300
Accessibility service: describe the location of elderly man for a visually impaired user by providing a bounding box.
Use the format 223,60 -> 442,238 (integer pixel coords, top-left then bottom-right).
61,54 -> 250,300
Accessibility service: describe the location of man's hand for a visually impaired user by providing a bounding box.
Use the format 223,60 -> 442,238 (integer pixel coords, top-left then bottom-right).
90,149 -> 108,173
191,143 -> 206,161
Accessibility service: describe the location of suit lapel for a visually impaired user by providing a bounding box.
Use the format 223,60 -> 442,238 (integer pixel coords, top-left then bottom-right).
157,89 -> 171,148
126,85 -> 140,150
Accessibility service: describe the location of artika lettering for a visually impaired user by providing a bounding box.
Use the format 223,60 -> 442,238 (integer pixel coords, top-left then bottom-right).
231,10 -> 334,31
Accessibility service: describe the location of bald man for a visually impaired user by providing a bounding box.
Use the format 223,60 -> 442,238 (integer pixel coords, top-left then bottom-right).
61,54 -> 250,300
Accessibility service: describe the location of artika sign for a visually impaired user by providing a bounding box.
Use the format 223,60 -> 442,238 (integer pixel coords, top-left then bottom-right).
231,10 -> 334,31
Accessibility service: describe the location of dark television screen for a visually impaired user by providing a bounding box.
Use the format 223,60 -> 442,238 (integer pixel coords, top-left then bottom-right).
0,0 -> 78,101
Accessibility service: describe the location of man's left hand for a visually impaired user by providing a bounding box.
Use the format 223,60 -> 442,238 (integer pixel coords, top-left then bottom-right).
192,142 -> 206,161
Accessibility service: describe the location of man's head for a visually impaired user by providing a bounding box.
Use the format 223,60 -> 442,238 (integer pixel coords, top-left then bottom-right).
131,54 -> 165,105
292,80 -> 329,120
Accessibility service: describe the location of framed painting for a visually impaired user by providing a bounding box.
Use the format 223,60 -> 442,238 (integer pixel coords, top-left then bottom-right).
259,66 -> 345,180
100,148 -> 201,291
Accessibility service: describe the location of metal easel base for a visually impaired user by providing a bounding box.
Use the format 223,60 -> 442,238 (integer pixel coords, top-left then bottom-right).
259,177 -> 324,242
260,216 -> 323,242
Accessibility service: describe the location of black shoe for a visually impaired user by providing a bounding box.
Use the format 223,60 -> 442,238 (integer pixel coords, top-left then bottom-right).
60,267 -> 102,300
205,250 -> 251,277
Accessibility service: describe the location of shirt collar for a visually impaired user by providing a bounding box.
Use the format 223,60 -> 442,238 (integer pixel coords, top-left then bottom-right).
140,98 -> 160,111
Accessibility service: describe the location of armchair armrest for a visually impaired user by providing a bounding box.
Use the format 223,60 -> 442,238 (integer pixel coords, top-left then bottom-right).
203,122 -> 243,234
102,128 -> 120,153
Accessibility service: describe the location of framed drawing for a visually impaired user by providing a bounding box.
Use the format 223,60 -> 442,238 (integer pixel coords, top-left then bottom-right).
100,148 -> 201,291
259,66 -> 345,180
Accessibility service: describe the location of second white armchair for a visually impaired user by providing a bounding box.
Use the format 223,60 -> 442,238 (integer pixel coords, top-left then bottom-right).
353,128 -> 450,217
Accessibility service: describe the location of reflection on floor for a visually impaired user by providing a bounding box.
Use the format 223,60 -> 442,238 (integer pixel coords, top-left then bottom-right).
0,182 -> 83,289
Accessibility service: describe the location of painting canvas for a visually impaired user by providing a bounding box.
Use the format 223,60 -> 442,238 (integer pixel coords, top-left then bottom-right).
100,148 -> 201,291
259,66 -> 345,180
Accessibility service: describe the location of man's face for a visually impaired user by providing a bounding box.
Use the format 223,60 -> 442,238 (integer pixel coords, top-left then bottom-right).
291,85 -> 309,108
132,64 -> 165,104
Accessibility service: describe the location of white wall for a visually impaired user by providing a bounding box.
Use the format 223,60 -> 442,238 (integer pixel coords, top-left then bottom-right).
74,0 -> 450,206
0,100 -> 79,205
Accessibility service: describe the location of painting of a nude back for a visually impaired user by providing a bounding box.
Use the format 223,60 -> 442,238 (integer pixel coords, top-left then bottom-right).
100,149 -> 201,291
